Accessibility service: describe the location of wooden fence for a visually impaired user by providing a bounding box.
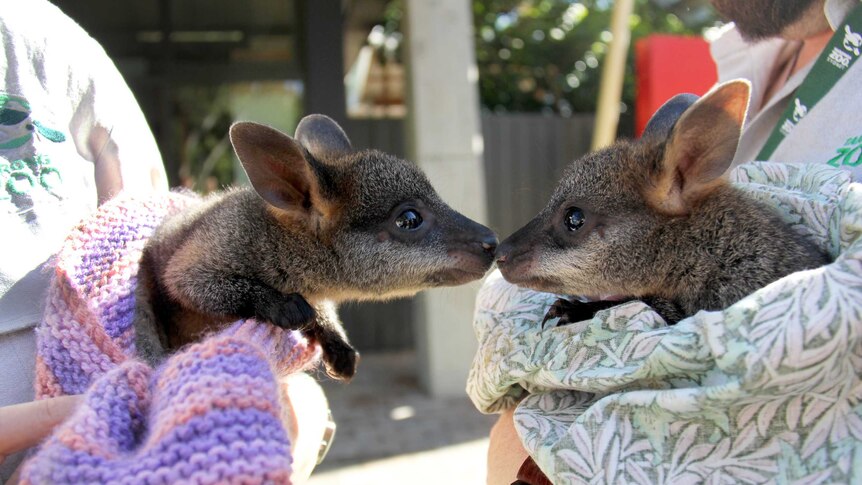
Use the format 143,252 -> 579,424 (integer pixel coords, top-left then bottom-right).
482,113 -> 594,236
339,113 -> 595,351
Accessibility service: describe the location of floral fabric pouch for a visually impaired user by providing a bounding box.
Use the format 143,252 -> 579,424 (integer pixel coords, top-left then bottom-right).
467,162 -> 862,483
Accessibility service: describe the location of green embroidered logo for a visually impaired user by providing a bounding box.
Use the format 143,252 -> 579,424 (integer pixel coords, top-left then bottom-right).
828,135 -> 862,168
0,155 -> 63,199
0,93 -> 67,200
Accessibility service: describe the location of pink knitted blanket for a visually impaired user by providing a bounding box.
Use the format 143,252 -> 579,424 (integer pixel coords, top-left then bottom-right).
23,193 -> 321,484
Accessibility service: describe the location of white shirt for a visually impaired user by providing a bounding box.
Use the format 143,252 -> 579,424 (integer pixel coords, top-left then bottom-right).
0,0 -> 166,477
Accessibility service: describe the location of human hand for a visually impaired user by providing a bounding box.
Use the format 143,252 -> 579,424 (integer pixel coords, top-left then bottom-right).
18,325 -> 329,484
2,378 -> 333,484
0,395 -> 82,484
0,395 -> 82,465
280,372 -> 334,482
223,321 -> 334,480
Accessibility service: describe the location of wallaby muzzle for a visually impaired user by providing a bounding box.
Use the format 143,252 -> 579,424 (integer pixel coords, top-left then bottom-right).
437,208 -> 498,282
445,209 -> 498,251
495,216 -> 544,284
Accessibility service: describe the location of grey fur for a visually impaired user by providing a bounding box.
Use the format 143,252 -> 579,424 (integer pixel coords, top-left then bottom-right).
134,116 -> 496,380
641,93 -> 699,141
295,114 -> 352,162
496,80 -> 829,324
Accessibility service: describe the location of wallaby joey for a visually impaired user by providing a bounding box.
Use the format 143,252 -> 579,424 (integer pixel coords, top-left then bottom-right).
134,115 -> 497,380
495,80 -> 829,326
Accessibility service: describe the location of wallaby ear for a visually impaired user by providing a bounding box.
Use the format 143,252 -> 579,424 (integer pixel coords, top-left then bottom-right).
229,121 -> 319,213
642,93 -> 699,140
295,114 -> 352,162
648,80 -> 751,215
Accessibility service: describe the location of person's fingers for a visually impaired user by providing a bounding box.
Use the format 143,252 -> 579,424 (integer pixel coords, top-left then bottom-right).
0,395 -> 82,459
487,407 -> 529,485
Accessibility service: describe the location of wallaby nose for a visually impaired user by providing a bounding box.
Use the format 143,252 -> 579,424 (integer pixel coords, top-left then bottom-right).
495,241 -> 512,264
481,233 -> 498,254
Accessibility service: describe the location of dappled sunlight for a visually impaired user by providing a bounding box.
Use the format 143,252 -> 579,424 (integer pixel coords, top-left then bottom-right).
311,351 -> 496,476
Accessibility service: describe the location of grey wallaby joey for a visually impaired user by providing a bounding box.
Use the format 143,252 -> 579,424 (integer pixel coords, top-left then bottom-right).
134,115 -> 497,379
495,80 -> 829,326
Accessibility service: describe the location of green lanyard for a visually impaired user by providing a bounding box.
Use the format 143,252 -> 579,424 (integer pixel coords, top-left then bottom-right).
757,2 -> 862,161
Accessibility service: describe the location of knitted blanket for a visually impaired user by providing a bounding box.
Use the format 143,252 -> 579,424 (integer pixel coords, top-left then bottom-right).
467,162 -> 862,484
23,193 -> 320,484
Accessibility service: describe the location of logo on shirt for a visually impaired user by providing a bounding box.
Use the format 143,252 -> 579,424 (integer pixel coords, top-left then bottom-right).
828,25 -> 862,70
780,98 -> 808,136
0,93 -> 67,200
844,25 -> 862,56
828,135 -> 862,168
792,98 -> 808,122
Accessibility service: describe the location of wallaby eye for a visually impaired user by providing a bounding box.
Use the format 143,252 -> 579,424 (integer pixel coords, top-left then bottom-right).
395,209 -> 423,230
564,207 -> 585,232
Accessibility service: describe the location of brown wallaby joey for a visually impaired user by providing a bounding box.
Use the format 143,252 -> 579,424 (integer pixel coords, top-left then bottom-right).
134,114 -> 497,380
495,80 -> 829,327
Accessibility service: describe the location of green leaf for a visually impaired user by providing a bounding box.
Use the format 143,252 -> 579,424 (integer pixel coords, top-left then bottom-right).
33,121 -> 66,143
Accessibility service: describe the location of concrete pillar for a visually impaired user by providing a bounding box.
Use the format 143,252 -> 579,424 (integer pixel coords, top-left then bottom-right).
403,0 -> 488,397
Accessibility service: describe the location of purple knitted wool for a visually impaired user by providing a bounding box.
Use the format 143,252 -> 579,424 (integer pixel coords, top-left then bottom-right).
26,194 -> 322,484
35,193 -> 201,397
22,322 -> 315,484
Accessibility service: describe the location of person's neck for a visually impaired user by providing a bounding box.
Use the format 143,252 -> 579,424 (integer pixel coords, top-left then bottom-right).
762,27 -> 834,109
791,28 -> 834,76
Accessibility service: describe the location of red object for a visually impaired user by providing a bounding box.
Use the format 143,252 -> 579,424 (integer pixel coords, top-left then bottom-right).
516,457 -> 553,485
635,35 -> 718,137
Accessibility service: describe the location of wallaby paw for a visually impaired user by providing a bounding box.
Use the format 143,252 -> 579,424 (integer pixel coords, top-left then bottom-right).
542,298 -> 579,328
320,337 -> 360,381
542,298 -> 623,329
270,293 -> 317,330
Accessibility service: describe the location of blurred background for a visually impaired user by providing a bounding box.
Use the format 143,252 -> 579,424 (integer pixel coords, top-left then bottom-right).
49,0 -> 723,482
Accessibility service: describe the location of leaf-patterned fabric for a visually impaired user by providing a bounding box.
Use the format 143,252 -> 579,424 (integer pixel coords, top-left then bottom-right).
467,162 -> 862,484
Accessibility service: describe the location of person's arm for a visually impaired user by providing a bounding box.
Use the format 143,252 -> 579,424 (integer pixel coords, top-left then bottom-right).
65,36 -> 168,204
487,407 -> 529,485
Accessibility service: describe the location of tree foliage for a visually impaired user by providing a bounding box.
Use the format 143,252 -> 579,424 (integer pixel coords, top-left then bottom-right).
472,0 -> 719,118
384,0 -> 720,131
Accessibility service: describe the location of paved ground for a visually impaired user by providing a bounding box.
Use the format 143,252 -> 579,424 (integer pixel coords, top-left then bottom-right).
306,351 -> 497,484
